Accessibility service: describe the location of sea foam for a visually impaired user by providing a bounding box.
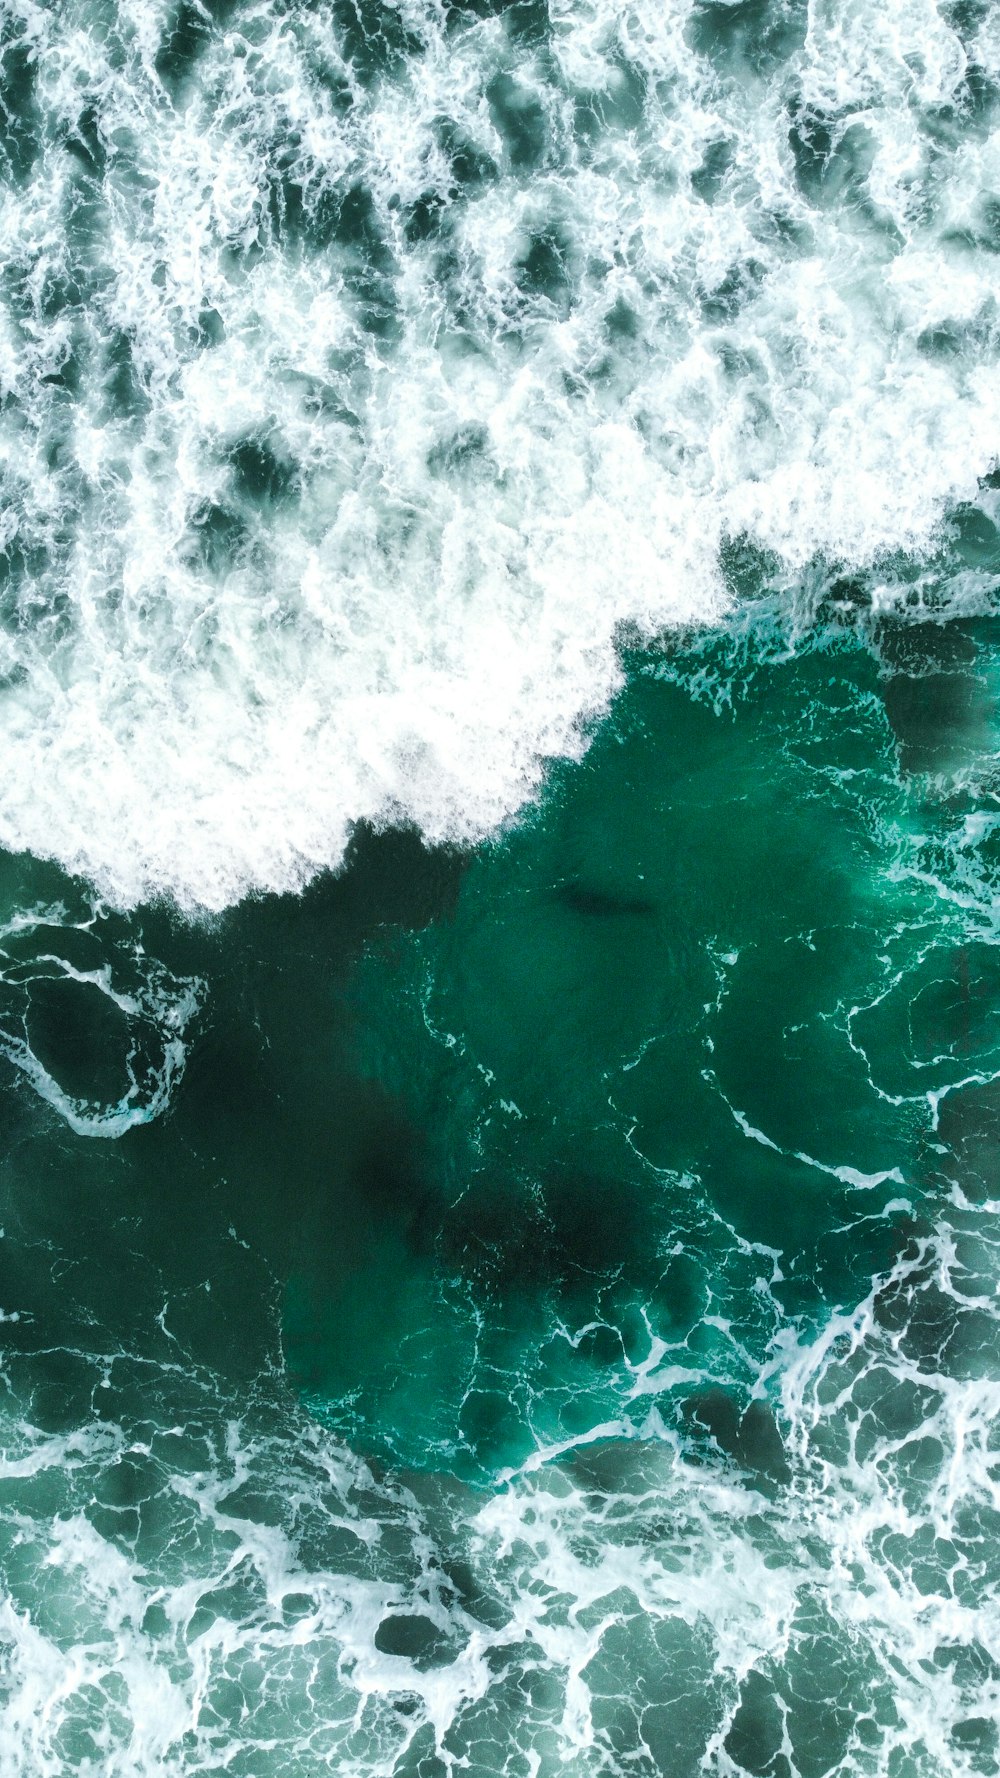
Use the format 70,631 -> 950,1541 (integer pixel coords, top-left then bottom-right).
0,899 -> 202,1133
1,1207 -> 997,1776
0,0 -> 998,908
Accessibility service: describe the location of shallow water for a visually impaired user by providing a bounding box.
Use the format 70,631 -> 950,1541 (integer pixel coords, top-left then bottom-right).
2,0 -> 1000,1772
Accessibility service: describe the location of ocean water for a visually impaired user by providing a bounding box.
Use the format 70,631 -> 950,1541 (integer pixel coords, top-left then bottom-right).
1,0 -> 1000,1772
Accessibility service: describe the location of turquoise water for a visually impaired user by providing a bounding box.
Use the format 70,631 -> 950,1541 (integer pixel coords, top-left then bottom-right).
3,601 -> 1000,1773
2,0 -> 1000,1771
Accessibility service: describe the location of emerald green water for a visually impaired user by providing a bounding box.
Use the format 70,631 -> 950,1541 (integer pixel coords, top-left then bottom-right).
4,0 -> 1000,1761
2,600 -> 999,1773
287,608 -> 999,1475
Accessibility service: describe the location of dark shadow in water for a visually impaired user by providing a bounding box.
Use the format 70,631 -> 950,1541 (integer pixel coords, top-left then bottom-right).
553,882 -> 657,918
877,619 -> 992,774
683,1388 -> 791,1485
0,825 -> 468,1403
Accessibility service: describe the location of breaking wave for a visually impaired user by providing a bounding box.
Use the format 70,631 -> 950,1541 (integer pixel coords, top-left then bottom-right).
0,0 -> 998,907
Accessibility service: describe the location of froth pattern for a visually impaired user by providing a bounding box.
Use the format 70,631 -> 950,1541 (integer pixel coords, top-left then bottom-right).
1,0 -> 999,906
0,900 -> 202,1133
0,1211 -> 997,1775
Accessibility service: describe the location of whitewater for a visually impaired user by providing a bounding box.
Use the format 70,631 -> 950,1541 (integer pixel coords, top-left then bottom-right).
1,0 -> 998,907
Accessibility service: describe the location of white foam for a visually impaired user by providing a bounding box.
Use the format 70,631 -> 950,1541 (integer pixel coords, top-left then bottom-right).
0,0 -> 997,908
1,1199 -> 997,1775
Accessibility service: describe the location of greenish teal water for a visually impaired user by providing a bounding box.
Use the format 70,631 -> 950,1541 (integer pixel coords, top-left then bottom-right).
3,0 -> 1000,1767
2,598 -> 1000,1772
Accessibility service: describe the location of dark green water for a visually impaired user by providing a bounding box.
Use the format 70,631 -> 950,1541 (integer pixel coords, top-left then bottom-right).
2,599 -> 1000,1773
3,0 -> 1000,1767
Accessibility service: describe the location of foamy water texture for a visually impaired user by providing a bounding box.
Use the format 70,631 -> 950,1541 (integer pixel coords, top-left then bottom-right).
2,1233 -> 998,1778
1,614 -> 999,1775
0,0 -> 998,904
2,2 -> 1000,1775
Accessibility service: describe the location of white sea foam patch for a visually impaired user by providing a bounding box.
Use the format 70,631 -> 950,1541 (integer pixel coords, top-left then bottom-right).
0,1208 -> 997,1776
0,902 -> 202,1134
0,0 -> 998,908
